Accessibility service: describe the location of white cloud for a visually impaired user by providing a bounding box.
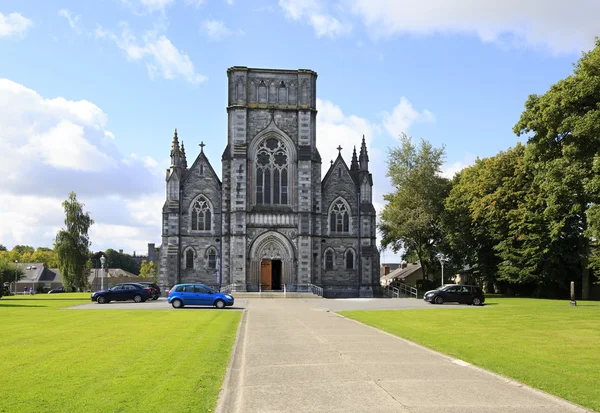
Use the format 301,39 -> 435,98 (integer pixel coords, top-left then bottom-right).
138,0 -> 175,12
96,24 -> 207,84
279,0 -> 351,38
201,19 -> 242,40
58,9 -> 81,34
349,0 -> 599,54
0,12 -> 33,37
316,98 -> 377,171
0,79 -> 164,251
380,97 -> 435,139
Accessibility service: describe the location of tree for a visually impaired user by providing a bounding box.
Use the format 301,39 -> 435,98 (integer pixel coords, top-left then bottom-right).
0,245 -> 6,252
54,192 -> 94,291
514,38 -> 600,299
31,248 -> 59,268
104,249 -> 141,275
379,134 -> 451,280
139,260 -> 157,282
0,258 -> 24,287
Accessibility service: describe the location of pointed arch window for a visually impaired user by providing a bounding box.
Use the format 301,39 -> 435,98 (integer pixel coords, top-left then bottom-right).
325,249 -> 334,270
191,196 -> 212,231
330,200 -> 350,233
185,249 -> 194,269
345,249 -> 354,269
255,137 -> 289,205
206,247 -> 217,269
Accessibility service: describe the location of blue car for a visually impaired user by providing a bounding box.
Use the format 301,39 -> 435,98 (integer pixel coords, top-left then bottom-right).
168,283 -> 234,309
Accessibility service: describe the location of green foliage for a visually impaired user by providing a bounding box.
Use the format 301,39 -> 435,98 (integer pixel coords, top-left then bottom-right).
54,192 -> 94,291
0,245 -> 6,252
0,258 -> 24,285
104,249 -> 141,275
379,134 -> 450,279
139,259 -> 157,282
513,38 -> 600,298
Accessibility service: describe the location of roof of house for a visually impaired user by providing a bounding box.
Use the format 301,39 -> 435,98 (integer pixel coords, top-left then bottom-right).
380,263 -> 422,283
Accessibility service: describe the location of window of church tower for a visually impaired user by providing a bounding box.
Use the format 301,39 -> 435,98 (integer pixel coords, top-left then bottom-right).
207,247 -> 217,269
346,249 -> 354,269
329,201 -> 350,233
255,137 -> 289,205
185,249 -> 194,269
325,249 -> 334,270
191,196 -> 212,231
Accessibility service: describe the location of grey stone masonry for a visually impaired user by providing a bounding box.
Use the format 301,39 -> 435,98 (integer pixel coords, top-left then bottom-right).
158,67 -> 379,297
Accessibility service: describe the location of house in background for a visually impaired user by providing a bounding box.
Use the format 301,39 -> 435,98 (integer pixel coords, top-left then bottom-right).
380,262 -> 423,288
11,263 -> 63,293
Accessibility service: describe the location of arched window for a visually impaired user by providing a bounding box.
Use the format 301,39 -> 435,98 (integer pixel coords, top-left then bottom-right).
191,196 -> 211,231
206,247 -> 217,269
255,137 -> 289,205
278,81 -> 287,103
258,81 -> 267,103
325,249 -> 334,270
329,200 -> 350,233
185,249 -> 194,269
345,249 -> 354,269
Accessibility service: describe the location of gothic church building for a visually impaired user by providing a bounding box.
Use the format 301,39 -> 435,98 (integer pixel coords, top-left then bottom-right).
158,67 -> 379,298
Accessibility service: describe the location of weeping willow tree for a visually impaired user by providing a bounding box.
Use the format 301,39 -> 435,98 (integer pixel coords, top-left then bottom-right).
54,192 -> 94,291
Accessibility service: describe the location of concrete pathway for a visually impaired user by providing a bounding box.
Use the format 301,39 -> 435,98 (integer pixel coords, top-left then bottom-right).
217,298 -> 591,413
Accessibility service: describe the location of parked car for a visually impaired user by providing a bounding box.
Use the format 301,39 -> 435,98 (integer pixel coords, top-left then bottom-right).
91,283 -> 152,304
48,286 -> 65,294
168,284 -> 234,309
1,283 -> 12,298
137,282 -> 161,300
424,284 -> 485,306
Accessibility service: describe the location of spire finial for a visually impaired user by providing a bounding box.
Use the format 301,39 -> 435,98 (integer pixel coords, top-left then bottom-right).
330,160 -> 334,165
337,145 -> 343,155
199,141 -> 205,152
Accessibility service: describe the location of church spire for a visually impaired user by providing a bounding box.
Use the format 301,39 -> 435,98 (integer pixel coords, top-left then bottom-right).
351,145 -> 359,171
170,128 -> 183,167
359,135 -> 369,171
180,141 -> 188,169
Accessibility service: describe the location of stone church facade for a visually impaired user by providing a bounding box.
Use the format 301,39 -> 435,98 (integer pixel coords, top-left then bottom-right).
158,67 -> 379,298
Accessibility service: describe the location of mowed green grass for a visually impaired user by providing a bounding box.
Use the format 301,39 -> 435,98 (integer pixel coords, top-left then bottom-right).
341,298 -> 600,412
0,294 -> 241,413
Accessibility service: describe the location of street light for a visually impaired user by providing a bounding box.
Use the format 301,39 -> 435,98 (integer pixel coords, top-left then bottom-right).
438,255 -> 448,287
100,255 -> 106,291
14,260 -> 18,295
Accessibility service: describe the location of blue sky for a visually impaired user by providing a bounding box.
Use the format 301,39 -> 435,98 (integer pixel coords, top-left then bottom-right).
1,0 -> 598,259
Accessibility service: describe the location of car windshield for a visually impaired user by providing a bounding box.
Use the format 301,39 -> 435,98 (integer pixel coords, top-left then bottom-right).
203,286 -> 215,294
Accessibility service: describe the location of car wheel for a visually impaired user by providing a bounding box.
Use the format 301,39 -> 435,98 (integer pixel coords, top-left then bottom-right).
172,299 -> 183,308
472,297 -> 482,306
215,299 -> 226,309
434,296 -> 444,305
133,294 -> 143,303
153,296 -> 159,300
97,296 -> 106,304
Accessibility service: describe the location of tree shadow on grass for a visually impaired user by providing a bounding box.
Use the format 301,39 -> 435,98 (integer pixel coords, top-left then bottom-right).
11,298 -> 88,301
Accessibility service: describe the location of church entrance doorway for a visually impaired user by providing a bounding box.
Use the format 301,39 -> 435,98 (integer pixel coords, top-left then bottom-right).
260,259 -> 282,290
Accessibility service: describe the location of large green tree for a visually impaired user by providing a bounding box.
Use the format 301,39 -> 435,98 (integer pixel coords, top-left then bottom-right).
139,259 -> 157,282
54,193 -> 94,291
514,39 -> 600,299
104,249 -> 141,275
379,134 -> 451,280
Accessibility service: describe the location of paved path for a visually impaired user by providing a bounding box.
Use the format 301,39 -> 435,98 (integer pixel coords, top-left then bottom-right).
217,298 -> 591,413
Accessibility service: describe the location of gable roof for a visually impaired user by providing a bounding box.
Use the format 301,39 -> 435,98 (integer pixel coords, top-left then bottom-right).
183,148 -> 222,186
380,263 -> 422,283
322,153 -> 354,188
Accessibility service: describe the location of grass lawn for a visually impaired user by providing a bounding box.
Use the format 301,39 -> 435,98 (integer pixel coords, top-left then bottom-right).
341,297 -> 600,412
0,294 -> 241,413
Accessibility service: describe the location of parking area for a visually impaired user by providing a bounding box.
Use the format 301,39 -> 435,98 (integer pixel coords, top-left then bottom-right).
68,297 -> 248,310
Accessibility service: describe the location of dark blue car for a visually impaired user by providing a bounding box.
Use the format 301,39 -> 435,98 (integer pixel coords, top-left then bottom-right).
91,283 -> 152,304
168,284 -> 234,309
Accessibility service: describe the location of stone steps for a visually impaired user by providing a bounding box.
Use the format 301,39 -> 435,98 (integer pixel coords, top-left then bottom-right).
228,291 -> 322,299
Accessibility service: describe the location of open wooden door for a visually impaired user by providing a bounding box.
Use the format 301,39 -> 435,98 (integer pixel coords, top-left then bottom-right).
261,260 -> 272,290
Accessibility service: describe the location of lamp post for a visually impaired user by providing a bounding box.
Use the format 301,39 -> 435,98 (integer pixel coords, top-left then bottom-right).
100,255 -> 106,291
438,255 -> 448,287
14,260 -> 18,295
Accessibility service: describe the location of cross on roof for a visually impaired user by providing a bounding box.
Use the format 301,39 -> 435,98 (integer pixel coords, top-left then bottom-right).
199,141 -> 205,152
337,145 -> 343,154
